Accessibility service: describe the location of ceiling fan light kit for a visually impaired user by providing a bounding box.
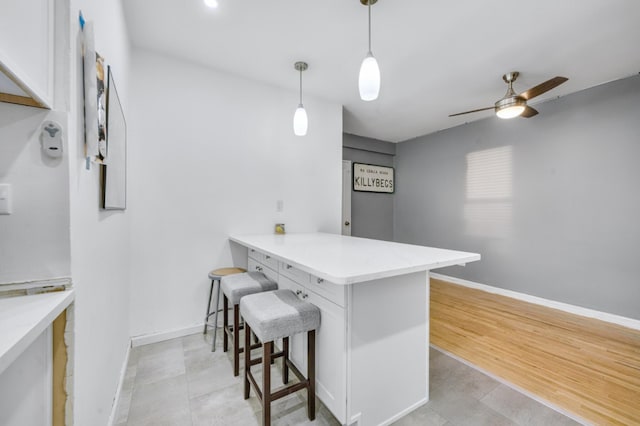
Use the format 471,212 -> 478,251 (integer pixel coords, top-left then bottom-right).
495,72 -> 526,119
359,0 -> 381,101
495,99 -> 526,119
450,71 -> 568,120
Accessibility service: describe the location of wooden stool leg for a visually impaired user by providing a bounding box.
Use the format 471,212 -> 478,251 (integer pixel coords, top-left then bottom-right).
263,341 -> 272,426
211,280 -> 222,352
307,330 -> 316,421
233,304 -> 240,376
244,322 -> 252,400
282,337 -> 289,384
204,279 -> 214,334
223,295 -> 229,352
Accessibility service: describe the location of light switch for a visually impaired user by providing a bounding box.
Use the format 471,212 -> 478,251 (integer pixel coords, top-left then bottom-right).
276,200 -> 284,212
0,184 -> 12,215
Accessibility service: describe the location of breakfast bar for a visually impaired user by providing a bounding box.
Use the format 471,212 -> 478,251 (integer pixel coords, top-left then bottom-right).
230,232 -> 480,426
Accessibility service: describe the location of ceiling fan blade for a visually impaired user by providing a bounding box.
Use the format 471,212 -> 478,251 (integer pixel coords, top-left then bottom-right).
519,76 -> 568,100
448,106 -> 494,117
521,106 -> 539,118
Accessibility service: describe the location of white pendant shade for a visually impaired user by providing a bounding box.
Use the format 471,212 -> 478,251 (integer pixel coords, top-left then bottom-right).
293,104 -> 308,136
359,53 -> 380,101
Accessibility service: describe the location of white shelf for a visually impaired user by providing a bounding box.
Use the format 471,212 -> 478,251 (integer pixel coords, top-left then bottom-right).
0,290 -> 74,375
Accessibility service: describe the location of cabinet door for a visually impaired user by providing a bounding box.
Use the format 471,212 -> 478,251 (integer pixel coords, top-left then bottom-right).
277,276 -> 307,373
277,275 -> 348,423
0,0 -> 53,106
307,291 -> 347,423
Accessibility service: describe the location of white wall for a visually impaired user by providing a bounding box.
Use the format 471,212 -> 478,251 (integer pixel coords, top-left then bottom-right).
0,105 -> 70,284
395,75 -> 640,320
66,1 -> 132,425
128,49 -> 343,337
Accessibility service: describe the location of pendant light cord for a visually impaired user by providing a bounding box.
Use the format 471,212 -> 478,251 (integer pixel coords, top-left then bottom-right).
368,0 -> 372,53
299,68 -> 303,105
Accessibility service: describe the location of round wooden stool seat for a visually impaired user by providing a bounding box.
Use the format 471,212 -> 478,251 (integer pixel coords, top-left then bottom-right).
209,267 -> 246,280
205,267 -> 247,351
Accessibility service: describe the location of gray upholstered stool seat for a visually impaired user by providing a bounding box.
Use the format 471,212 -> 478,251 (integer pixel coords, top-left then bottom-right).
241,289 -> 321,426
204,267 -> 246,352
221,271 -> 278,376
221,271 -> 278,305
240,289 -> 320,343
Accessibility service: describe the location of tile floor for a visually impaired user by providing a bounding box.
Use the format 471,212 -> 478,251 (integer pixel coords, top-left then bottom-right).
113,332 -> 582,426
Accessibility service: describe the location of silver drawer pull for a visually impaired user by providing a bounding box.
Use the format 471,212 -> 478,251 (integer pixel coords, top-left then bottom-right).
256,266 -> 263,272
266,255 -> 271,260
286,264 -> 292,270
295,290 -> 302,295
302,293 -> 309,299
316,278 -> 324,284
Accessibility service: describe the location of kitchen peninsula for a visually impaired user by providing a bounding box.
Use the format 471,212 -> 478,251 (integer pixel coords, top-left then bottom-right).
230,233 -> 480,426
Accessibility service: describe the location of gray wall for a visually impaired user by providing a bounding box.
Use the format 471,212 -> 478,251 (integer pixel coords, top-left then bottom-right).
394,75 -> 640,320
343,133 -> 395,241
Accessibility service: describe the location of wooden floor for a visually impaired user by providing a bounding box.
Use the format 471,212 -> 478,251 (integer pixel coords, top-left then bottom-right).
430,278 -> 640,426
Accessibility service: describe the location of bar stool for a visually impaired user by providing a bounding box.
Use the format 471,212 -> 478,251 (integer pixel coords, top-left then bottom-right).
240,289 -> 320,426
204,267 -> 246,352
221,271 -> 278,376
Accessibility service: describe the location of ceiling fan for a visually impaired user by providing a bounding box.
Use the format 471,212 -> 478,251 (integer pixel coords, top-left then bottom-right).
449,72 -> 568,119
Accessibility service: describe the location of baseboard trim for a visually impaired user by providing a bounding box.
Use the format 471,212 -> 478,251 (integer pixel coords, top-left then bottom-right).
430,273 -> 640,331
107,342 -> 131,426
130,324 -> 203,347
430,344 -> 590,425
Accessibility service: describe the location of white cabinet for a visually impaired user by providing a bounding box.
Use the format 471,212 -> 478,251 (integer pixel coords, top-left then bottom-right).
307,288 -> 346,421
0,327 -> 52,426
0,0 -> 54,108
274,273 -> 347,423
247,251 -> 348,423
232,233 -> 478,426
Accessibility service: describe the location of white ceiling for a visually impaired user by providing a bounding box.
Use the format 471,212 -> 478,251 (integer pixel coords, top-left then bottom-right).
123,0 -> 640,142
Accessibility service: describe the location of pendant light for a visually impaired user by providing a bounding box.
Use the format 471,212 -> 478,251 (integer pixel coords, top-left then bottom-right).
359,0 -> 380,101
293,61 -> 308,136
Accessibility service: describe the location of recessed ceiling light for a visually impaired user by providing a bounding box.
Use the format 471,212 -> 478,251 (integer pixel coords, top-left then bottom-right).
204,0 -> 218,9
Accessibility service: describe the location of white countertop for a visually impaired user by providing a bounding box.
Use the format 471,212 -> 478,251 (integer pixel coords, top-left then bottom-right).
230,233 -> 480,285
0,290 -> 74,375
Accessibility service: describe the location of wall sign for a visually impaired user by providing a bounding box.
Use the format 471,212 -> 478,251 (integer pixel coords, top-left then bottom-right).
353,163 -> 395,193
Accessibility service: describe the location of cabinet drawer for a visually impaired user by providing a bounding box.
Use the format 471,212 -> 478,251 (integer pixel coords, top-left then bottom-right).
247,258 -> 278,284
262,253 -> 279,271
248,249 -> 279,272
308,275 -> 346,308
279,261 -> 310,284
248,248 -> 261,261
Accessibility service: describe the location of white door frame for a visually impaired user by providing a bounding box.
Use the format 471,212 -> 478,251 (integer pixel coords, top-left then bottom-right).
342,160 -> 352,236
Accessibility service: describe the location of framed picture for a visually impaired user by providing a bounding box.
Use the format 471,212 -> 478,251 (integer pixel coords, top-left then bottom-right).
100,66 -> 127,210
82,21 -> 106,163
353,162 -> 395,193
